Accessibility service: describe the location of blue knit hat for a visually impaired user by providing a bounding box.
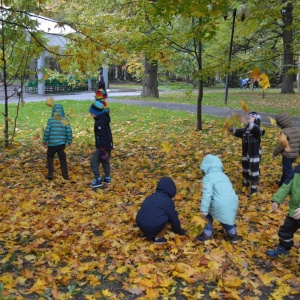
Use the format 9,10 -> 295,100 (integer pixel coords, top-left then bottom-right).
89,101 -> 104,116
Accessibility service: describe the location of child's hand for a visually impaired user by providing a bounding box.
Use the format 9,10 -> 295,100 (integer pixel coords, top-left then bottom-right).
293,208 -> 300,220
201,212 -> 208,217
272,202 -> 279,211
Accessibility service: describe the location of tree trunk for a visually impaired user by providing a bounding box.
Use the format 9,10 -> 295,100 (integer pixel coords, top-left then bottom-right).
141,55 -> 159,98
196,41 -> 203,130
281,2 -> 294,94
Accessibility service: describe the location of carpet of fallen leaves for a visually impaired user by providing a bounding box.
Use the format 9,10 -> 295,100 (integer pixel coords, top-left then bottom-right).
1,113 -> 300,300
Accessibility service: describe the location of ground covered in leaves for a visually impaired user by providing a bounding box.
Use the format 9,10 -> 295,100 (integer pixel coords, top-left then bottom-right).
0,103 -> 300,300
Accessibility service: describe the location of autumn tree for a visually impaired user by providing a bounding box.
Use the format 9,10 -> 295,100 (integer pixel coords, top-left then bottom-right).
204,0 -> 299,94
0,3 -> 46,147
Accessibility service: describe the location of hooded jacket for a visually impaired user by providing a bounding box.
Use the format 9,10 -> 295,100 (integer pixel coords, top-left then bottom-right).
43,104 -> 72,146
272,164 -> 300,217
200,155 -> 238,225
135,177 -> 184,238
93,111 -> 113,150
273,113 -> 300,159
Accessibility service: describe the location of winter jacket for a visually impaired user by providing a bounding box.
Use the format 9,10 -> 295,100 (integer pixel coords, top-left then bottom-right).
43,104 -> 72,146
272,164 -> 300,217
136,177 -> 184,239
200,154 -> 238,225
273,113 -> 300,159
93,112 -> 113,150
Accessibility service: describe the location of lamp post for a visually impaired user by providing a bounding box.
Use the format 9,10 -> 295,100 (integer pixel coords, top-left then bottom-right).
224,4 -> 250,105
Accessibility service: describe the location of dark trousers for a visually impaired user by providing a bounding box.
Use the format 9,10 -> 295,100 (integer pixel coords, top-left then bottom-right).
90,149 -> 111,179
279,157 -> 295,186
204,214 -> 236,236
278,215 -> 300,250
47,144 -> 69,179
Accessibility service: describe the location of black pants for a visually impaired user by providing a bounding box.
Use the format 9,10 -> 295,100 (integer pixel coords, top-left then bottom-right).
47,144 -> 69,179
278,215 -> 300,250
90,149 -> 111,179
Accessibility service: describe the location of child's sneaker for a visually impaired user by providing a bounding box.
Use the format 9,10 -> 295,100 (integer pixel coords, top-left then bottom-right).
103,177 -> 111,184
195,232 -> 212,242
92,177 -> 102,188
266,245 -> 289,258
250,187 -> 257,195
154,237 -> 167,244
227,233 -> 239,244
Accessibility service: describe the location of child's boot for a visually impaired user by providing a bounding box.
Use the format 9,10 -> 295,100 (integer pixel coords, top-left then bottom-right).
266,245 -> 289,258
250,185 -> 257,195
196,231 -> 212,242
92,177 -> 102,188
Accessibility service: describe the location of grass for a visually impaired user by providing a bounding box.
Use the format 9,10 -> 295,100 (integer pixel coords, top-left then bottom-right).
110,83 -> 300,116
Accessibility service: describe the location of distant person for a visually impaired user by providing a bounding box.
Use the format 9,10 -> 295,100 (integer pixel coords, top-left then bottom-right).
266,164 -> 300,258
229,111 -> 265,195
136,177 -> 186,244
273,112 -> 300,186
89,101 -> 113,188
196,155 -> 239,243
42,104 -> 72,180
95,76 -> 108,101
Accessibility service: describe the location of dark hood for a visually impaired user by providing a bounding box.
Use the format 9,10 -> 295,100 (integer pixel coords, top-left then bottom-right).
156,177 -> 176,198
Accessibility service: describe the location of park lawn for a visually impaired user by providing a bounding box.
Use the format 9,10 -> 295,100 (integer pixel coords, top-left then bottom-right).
116,86 -> 300,117
0,100 -> 299,299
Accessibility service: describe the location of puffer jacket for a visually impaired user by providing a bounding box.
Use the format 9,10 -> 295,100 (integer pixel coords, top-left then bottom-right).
272,164 -> 300,217
273,113 -> 300,158
200,154 -> 238,225
43,104 -> 73,146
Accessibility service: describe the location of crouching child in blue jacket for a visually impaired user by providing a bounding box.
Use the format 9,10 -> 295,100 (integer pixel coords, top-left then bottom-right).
196,154 -> 239,244
136,177 -> 186,244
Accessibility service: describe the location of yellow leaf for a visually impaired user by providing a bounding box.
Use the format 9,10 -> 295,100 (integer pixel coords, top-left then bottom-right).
223,118 -> 232,132
54,112 -> 61,120
240,100 -> 249,112
24,254 -> 36,261
259,73 -> 270,91
161,141 -> 171,152
46,97 -> 54,107
51,253 -> 60,264
278,131 -> 291,152
268,117 -> 277,126
249,67 -> 261,83
28,278 -> 47,293
102,289 -> 113,297
61,119 -> 70,126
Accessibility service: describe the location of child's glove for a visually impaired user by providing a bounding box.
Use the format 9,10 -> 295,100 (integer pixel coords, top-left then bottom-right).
229,126 -> 236,133
99,150 -> 108,160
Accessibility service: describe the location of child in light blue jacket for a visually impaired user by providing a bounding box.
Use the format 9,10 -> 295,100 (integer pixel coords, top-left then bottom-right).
196,154 -> 239,243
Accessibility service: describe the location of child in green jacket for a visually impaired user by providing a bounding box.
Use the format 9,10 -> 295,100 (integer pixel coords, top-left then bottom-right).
266,164 -> 300,258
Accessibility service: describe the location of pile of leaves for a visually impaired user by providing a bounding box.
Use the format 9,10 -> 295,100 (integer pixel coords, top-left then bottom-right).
0,104 -> 299,300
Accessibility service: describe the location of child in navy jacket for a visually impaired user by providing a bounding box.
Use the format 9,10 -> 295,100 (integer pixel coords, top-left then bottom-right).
136,177 -> 186,244
89,101 -> 113,188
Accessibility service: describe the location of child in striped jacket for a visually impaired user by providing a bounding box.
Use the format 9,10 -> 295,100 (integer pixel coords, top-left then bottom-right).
43,104 -> 73,180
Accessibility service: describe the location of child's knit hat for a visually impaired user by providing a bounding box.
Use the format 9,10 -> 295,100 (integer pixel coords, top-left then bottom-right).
247,111 -> 261,126
89,101 -> 104,116
95,89 -> 107,100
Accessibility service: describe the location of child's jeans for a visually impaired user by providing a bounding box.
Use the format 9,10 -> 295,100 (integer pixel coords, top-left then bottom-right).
90,149 -> 111,178
204,214 -> 236,236
279,157 -> 295,186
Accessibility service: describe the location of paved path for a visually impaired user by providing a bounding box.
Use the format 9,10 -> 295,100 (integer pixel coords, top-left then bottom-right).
1,89 -> 299,126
